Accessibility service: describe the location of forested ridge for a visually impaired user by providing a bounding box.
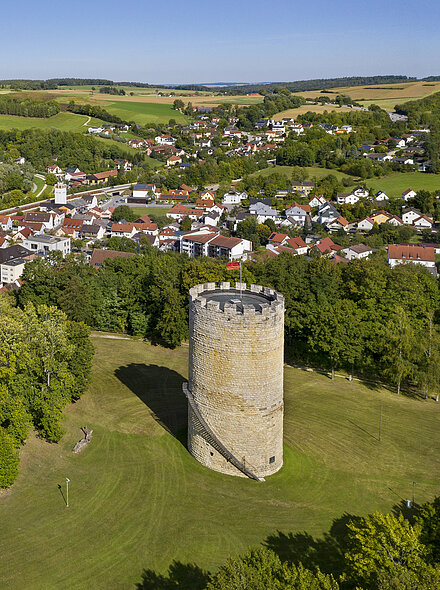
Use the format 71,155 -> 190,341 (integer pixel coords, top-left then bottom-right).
16,250 -> 440,397
0,297 -> 93,487
0,128 -> 134,172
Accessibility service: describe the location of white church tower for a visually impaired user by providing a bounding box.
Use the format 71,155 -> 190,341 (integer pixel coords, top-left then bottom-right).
54,182 -> 67,205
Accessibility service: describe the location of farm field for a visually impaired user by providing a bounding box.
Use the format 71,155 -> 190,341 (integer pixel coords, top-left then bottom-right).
273,104 -> 353,120
297,81 -> 440,104
0,111 -> 99,132
365,171 -> 440,197
103,100 -> 187,124
0,336 -> 438,590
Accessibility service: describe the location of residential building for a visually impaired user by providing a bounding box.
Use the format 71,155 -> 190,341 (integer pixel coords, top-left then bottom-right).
388,244 -> 437,276
23,235 -> 70,257
341,244 -> 373,260
1,258 -> 27,284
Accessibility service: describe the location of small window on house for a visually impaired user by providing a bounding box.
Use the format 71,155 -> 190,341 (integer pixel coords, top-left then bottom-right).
269,456 -> 275,464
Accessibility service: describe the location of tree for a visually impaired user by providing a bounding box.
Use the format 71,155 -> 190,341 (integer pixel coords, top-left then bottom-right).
374,563 -> 440,590
344,511 -> 426,587
381,308 -> 416,394
45,173 -> 57,185
173,99 -> 184,112
415,315 -> 440,400
155,288 -> 187,348
180,216 -> 192,231
0,430 -> 19,488
58,276 -> 94,324
206,547 -> 339,590
111,205 -> 137,223
308,299 -> 363,379
417,496 -> 440,564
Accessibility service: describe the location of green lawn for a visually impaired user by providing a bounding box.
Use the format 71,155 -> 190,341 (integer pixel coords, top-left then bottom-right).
105,101 -> 186,125
130,205 -> 170,218
365,172 -> 440,197
0,111 -> 95,132
251,165 -> 356,183
0,336 -> 438,589
32,175 -> 45,195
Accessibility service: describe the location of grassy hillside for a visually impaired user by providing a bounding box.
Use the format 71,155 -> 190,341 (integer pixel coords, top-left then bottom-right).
0,111 -> 100,132
366,172 -> 440,196
0,336 -> 438,589
104,100 -> 187,124
250,165 -> 356,183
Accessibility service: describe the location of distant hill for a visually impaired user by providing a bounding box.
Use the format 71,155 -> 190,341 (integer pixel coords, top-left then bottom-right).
215,75 -> 420,95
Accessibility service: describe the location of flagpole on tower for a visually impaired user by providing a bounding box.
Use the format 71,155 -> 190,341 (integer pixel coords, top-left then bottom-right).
239,260 -> 242,301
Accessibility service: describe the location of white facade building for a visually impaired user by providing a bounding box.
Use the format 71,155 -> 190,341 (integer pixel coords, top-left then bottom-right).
23,235 -> 71,257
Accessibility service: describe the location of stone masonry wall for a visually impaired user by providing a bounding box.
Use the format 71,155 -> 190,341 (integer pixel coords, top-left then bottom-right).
187,282 -> 284,478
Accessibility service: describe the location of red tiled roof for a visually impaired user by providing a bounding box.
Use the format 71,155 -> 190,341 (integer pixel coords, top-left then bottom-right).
90,249 -> 135,267
388,244 -> 435,262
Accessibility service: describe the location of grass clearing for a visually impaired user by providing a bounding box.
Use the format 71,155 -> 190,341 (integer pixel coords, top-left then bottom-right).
365,172 -> 440,196
250,165 -> 356,183
0,336 -> 438,589
0,112 -> 95,132
130,205 -> 170,218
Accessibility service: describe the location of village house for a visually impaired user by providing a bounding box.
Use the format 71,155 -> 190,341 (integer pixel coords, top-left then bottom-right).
402,189 -> 417,202
388,244 -> 437,276
402,207 -> 423,225
85,170 -> 118,185
222,190 -> 248,205
314,202 -> 340,225
179,228 -> 251,260
336,192 -> 360,205
326,216 -> 349,232
23,234 -> 71,257
166,204 -> 204,222
413,214 -> 434,229
291,181 -> 315,195
341,244 -> 373,260
249,202 -> 280,224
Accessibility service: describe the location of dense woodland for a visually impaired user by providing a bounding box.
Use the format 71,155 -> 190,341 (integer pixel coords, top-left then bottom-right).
0,129 -> 134,173
138,498 -> 440,589
0,96 -> 60,118
0,297 -> 93,487
16,251 -> 440,397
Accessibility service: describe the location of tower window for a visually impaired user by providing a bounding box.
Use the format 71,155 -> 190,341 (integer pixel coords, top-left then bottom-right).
269,456 -> 275,464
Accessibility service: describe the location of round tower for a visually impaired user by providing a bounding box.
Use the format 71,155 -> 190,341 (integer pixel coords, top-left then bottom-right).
184,281 -> 284,480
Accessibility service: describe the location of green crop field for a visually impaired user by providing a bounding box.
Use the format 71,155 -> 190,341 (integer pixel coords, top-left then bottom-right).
0,336 -> 438,589
104,101 -> 186,125
0,112 -> 96,132
365,172 -> 440,196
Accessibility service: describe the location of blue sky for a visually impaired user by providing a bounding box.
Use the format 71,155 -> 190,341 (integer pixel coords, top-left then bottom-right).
2,0 -> 440,84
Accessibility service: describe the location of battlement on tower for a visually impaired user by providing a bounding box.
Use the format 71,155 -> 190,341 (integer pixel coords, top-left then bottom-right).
189,282 -> 284,316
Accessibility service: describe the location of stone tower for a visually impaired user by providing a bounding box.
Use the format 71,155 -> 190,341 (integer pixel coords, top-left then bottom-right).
54,182 -> 67,205
184,282 -> 284,481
